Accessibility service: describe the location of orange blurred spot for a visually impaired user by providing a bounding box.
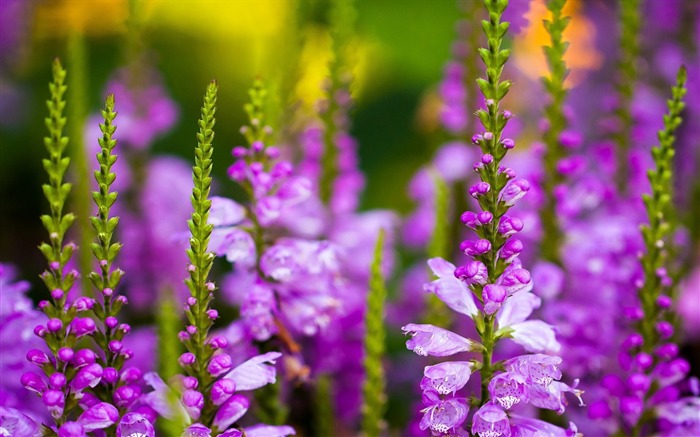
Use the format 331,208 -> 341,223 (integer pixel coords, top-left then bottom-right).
513,0 -> 603,87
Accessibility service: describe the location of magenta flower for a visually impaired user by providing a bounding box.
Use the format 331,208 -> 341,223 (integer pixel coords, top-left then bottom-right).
424,258 -> 479,317
472,402 -> 511,437
420,361 -> 474,395
402,324 -> 477,357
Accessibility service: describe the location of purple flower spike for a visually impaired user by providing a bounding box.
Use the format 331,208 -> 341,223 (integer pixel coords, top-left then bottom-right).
472,402 -> 511,437
498,239 -> 523,263
402,323 -> 476,356
420,361 -> 474,394
116,412 -> 155,437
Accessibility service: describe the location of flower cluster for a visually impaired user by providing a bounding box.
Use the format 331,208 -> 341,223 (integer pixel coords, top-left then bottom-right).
403,1 -> 582,435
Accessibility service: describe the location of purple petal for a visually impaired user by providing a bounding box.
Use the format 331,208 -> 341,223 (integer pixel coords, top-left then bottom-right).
226,352 -> 281,391
78,402 -> 119,431
213,394 -> 250,431
402,324 -> 475,357
209,196 -> 246,226
420,361 -> 473,394
116,412 -> 155,437
509,321 -> 560,354
244,424 -> 297,437
496,291 -> 541,327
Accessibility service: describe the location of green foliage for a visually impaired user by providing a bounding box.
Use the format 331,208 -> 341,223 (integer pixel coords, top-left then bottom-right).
361,229 -> 388,437
637,67 -> 687,349
424,171 -> 453,326
183,80 -> 218,396
539,0 -> 570,266
319,0 -> 356,204
314,375 -> 336,437
66,31 -> 93,296
613,0 -> 642,195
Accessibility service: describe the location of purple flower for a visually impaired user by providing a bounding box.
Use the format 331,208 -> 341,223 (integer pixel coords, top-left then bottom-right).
77,402 -> 119,432
508,415 -> 579,437
504,355 -> 563,388
224,352 -> 280,391
472,402 -> 511,437
213,394 -> 249,431
420,361 -> 474,395
116,412 -> 155,437
489,372 -> 529,410
0,407 -> 40,436
419,390 -> 469,434
402,324 -> 476,356
424,258 -> 479,318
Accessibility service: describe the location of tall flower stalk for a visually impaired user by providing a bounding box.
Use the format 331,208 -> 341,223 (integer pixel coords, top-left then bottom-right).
22,60 -> 124,436
402,2 -> 581,435
613,0 -> 642,195
539,0 -> 571,266
361,229 -> 387,437
181,80 -> 219,417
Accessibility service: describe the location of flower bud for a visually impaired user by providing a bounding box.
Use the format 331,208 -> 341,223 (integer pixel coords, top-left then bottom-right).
499,239 -> 523,263
500,179 -> 530,205
70,363 -> 103,391
57,347 -> 74,362
73,297 -> 95,311
42,389 -> 65,419
34,325 -> 47,338
21,371 -> 47,394
469,182 -> 491,198
656,295 -> 672,309
655,343 -> 679,360
182,376 -> 198,390
622,333 -> 643,350
120,367 -> 143,384
208,336 -> 228,349
460,239 -> 491,257
103,288 -> 113,297
498,216 -> 524,237
114,385 -> 141,408
483,132 -> 494,141
51,289 -> 64,300
626,373 -> 651,393
179,353 -> 196,368
102,367 -> 119,384
105,317 -> 118,329
211,379 -> 236,406
47,318 -> 63,332
207,354 -> 233,377
71,317 -> 96,337
207,309 -> 219,320
501,138 -> 515,149
481,154 -> 494,164
633,353 -> 653,370
656,321 -> 674,338
72,349 -> 97,368
182,390 -> 204,421
27,349 -> 51,366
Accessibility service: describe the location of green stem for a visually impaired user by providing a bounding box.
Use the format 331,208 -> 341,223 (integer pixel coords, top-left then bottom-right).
613,0 -> 642,196
479,316 -> 495,405
66,31 -> 92,296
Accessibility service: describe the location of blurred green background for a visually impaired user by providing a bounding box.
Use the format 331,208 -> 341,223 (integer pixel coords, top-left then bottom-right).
1,0 -> 463,279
